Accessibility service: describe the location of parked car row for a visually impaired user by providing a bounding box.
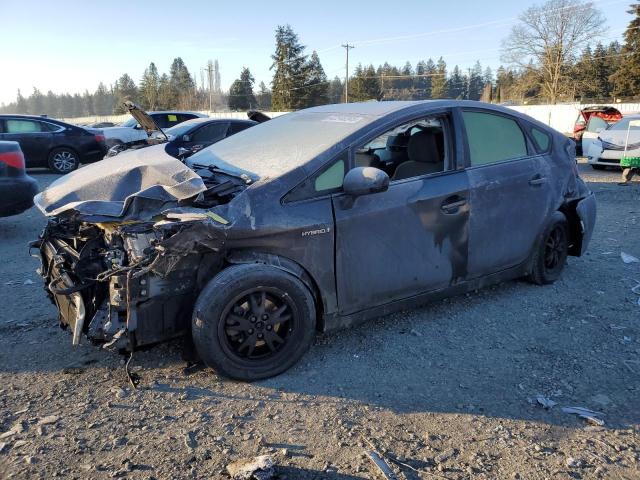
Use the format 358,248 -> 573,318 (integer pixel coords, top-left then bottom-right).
0,104 -> 260,176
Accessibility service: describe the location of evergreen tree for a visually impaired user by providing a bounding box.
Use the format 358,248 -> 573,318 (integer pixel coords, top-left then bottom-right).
431,57 -> 447,99
16,90 -> 28,114
113,73 -> 138,113
140,62 -> 160,110
467,61 -> 484,100
157,74 -> 173,110
83,90 -> 95,116
302,51 -> 329,107
270,25 -> 308,110
169,57 -> 195,109
93,82 -> 112,115
228,67 -> 256,110
349,64 -> 380,102
29,88 -> 44,115
611,3 -> 640,98
328,76 -> 344,104
447,65 -> 465,99
256,81 -> 272,110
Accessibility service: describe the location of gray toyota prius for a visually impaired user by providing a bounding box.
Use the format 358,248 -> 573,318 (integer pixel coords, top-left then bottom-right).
33,100 -> 596,380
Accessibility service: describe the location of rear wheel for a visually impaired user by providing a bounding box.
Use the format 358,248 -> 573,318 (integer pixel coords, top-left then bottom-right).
528,212 -> 569,285
48,147 -> 79,174
192,264 -> 316,381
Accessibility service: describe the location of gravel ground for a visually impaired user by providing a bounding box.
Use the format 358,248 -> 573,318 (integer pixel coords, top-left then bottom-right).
0,163 -> 639,480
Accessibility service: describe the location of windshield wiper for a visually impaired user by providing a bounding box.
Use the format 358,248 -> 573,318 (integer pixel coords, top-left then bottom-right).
190,163 -> 253,185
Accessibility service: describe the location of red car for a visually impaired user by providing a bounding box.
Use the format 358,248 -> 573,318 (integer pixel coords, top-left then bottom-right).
573,106 -> 622,155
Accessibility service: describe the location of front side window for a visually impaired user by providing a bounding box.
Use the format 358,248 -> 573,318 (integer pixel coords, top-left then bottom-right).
462,111 -> 528,166
6,119 -> 42,133
610,118 -> 640,131
355,116 -> 448,182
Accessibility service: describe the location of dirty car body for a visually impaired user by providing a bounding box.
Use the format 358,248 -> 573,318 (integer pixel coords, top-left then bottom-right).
33,101 -> 596,380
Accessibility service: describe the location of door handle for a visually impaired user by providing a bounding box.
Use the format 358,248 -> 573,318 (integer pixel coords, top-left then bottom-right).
529,175 -> 547,186
441,197 -> 467,214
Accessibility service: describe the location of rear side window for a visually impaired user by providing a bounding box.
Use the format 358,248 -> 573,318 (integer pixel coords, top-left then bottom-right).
178,114 -> 197,123
530,126 -> 551,153
462,111 -> 528,166
6,119 -> 42,133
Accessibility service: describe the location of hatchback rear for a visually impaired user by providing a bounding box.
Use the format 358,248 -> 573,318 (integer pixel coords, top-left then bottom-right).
0,141 -> 39,216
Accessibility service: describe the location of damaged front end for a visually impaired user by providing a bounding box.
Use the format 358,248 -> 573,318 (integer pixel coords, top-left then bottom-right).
31,145 -> 248,351
34,216 -> 226,351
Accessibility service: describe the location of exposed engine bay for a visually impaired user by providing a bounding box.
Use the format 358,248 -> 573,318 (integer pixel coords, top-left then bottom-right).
32,156 -> 250,352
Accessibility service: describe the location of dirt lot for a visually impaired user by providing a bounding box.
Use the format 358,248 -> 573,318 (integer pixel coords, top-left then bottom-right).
1,163 -> 639,480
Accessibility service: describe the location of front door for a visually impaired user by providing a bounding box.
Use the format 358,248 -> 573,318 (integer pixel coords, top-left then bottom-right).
332,112 -> 470,315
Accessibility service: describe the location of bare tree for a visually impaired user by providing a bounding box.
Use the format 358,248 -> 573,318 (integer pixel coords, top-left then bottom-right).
501,0 -> 605,103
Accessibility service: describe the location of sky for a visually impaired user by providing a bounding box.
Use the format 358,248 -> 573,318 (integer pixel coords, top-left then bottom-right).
0,0 -> 634,106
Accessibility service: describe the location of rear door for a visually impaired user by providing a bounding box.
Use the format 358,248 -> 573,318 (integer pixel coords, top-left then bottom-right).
461,109 -> 552,278
2,118 -> 53,166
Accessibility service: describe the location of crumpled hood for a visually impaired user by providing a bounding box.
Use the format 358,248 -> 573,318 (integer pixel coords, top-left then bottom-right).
34,145 -> 206,222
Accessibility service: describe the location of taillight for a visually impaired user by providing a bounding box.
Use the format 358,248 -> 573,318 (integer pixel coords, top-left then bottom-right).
0,143 -> 26,170
95,134 -> 105,143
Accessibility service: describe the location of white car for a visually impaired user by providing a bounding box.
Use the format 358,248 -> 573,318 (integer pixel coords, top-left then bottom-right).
586,115 -> 640,170
101,109 -> 207,147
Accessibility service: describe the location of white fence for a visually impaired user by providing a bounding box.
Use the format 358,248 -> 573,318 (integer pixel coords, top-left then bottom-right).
62,103 -> 640,135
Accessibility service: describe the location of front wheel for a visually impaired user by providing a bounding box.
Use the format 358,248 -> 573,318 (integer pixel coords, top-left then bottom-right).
48,148 -> 79,174
528,212 -> 569,285
192,264 -> 316,381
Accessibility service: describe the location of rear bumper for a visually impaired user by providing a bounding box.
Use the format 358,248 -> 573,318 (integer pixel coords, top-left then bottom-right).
0,175 -> 39,217
576,193 -> 596,256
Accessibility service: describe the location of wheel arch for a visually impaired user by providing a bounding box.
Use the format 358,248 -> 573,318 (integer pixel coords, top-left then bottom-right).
225,250 -> 326,332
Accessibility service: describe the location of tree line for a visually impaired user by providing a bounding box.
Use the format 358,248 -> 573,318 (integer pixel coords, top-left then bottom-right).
1,0 -> 639,118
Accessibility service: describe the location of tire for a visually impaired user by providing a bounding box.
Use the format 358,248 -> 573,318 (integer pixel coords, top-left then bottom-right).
528,211 -> 569,285
48,147 -> 79,174
192,264 -> 316,381
591,164 -> 606,171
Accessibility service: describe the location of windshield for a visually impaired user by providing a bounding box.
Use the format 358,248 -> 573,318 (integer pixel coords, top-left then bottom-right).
610,118 -> 640,131
165,121 -> 202,138
186,111 -> 375,180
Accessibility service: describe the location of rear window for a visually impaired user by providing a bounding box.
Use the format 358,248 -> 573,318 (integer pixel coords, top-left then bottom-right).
462,111 -> 528,166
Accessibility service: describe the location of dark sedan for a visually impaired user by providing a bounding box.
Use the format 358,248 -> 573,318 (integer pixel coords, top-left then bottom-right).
160,118 -> 257,158
33,100 -> 596,381
0,115 -> 107,174
0,141 -> 38,217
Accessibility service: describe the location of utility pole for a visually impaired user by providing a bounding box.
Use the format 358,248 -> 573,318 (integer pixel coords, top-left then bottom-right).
341,43 -> 354,103
206,60 -> 214,113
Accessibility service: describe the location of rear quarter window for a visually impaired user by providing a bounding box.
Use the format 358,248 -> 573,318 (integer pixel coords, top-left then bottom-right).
530,126 -> 552,153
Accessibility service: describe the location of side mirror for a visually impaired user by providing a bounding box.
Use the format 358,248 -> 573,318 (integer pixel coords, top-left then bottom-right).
182,134 -> 191,142
177,147 -> 192,158
343,167 -> 389,197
